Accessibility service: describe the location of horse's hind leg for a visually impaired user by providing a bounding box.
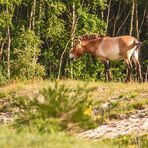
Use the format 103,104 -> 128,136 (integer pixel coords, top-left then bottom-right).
132,50 -> 143,82
137,62 -> 143,83
102,60 -> 111,82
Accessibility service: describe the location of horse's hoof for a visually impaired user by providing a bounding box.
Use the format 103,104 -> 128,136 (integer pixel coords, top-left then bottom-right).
125,79 -> 130,83
138,78 -> 143,83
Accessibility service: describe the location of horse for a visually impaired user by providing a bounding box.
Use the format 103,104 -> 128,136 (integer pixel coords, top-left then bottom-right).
69,34 -> 143,82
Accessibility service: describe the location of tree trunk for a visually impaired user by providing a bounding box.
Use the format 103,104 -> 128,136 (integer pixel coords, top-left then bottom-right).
57,40 -> 71,80
139,4 -> 147,36
0,41 -> 4,62
106,0 -> 111,32
29,0 -> 36,30
70,3 -> 76,79
57,3 -> 77,79
113,0 -> 121,36
116,11 -> 130,36
135,0 -> 139,39
129,0 -> 135,35
6,6 -> 11,79
37,0 -> 43,36
101,10 -> 104,20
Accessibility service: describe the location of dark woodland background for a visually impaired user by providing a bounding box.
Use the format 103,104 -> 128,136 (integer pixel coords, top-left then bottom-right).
0,0 -> 147,83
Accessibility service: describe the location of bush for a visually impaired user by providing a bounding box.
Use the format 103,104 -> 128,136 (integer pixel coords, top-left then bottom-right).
0,66 -> 7,86
0,73 -> 7,86
11,29 -> 45,80
13,82 -> 96,132
66,55 -> 126,81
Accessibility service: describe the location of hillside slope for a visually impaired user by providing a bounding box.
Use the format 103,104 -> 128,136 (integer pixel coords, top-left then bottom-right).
0,80 -> 148,147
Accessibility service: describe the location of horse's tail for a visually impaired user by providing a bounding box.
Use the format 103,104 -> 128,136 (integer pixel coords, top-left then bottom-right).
134,40 -> 142,50
132,40 -> 142,63
131,40 -> 142,62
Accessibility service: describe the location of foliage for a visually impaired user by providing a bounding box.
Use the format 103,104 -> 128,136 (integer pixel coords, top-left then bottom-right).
0,0 -> 147,82
11,29 -> 45,79
77,10 -> 106,35
0,69 -> 7,85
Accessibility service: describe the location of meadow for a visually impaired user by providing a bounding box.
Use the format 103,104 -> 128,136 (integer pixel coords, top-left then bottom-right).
0,80 -> 148,147
0,1 -> 147,147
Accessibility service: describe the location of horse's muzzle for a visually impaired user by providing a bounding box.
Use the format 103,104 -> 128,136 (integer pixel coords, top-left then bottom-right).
69,53 -> 75,59
68,57 -> 75,62
69,54 -> 76,61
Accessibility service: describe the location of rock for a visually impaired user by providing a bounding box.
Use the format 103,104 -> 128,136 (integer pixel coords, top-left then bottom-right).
78,108 -> 148,140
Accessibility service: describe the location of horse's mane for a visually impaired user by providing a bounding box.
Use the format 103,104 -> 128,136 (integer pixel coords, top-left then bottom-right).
78,34 -> 106,41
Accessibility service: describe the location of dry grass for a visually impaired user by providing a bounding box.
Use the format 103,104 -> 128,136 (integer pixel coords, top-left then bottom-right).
1,79 -> 148,100
1,80 -> 148,117
0,80 -> 148,147
1,80 -> 148,121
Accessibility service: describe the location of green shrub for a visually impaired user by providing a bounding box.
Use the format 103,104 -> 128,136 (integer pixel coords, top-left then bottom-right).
13,82 -> 96,132
0,72 -> 7,85
11,29 -> 45,80
0,66 -> 7,86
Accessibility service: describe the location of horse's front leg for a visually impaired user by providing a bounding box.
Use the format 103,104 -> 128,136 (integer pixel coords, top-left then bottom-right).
102,60 -> 111,82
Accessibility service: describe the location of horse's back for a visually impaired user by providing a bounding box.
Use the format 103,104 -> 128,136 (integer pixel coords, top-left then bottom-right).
104,35 -> 136,45
96,35 -> 138,60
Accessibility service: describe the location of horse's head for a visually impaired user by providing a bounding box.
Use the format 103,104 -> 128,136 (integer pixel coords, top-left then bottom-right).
69,39 -> 84,60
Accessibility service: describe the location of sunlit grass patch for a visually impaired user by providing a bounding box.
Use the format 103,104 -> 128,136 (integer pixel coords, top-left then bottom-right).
7,82 -> 98,132
0,125 -> 147,148
0,80 -> 148,147
1,80 -> 148,126
0,125 -> 100,148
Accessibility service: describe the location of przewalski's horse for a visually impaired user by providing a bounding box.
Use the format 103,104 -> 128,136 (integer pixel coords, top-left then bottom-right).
69,34 -> 143,82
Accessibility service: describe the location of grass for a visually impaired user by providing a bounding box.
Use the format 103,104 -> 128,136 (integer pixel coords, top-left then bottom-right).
0,126 -> 103,148
0,125 -> 147,148
0,80 -> 148,147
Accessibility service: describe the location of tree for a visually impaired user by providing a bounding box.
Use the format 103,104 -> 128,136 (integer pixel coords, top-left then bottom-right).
129,0 -> 135,36
12,29 -> 45,79
0,0 -> 147,82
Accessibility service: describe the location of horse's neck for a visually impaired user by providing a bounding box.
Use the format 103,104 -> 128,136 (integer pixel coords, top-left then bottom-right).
82,40 -> 99,55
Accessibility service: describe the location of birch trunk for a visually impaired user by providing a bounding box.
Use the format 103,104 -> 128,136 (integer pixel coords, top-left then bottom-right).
129,0 -> 135,35
135,0 -> 139,39
57,3 -> 76,79
70,3 -> 76,79
101,10 -> 104,20
6,6 -> 11,79
37,0 -> 43,36
29,0 -> 36,30
106,0 -> 111,32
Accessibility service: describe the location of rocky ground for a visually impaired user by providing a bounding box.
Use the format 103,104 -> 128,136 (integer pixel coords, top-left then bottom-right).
79,108 -> 148,140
